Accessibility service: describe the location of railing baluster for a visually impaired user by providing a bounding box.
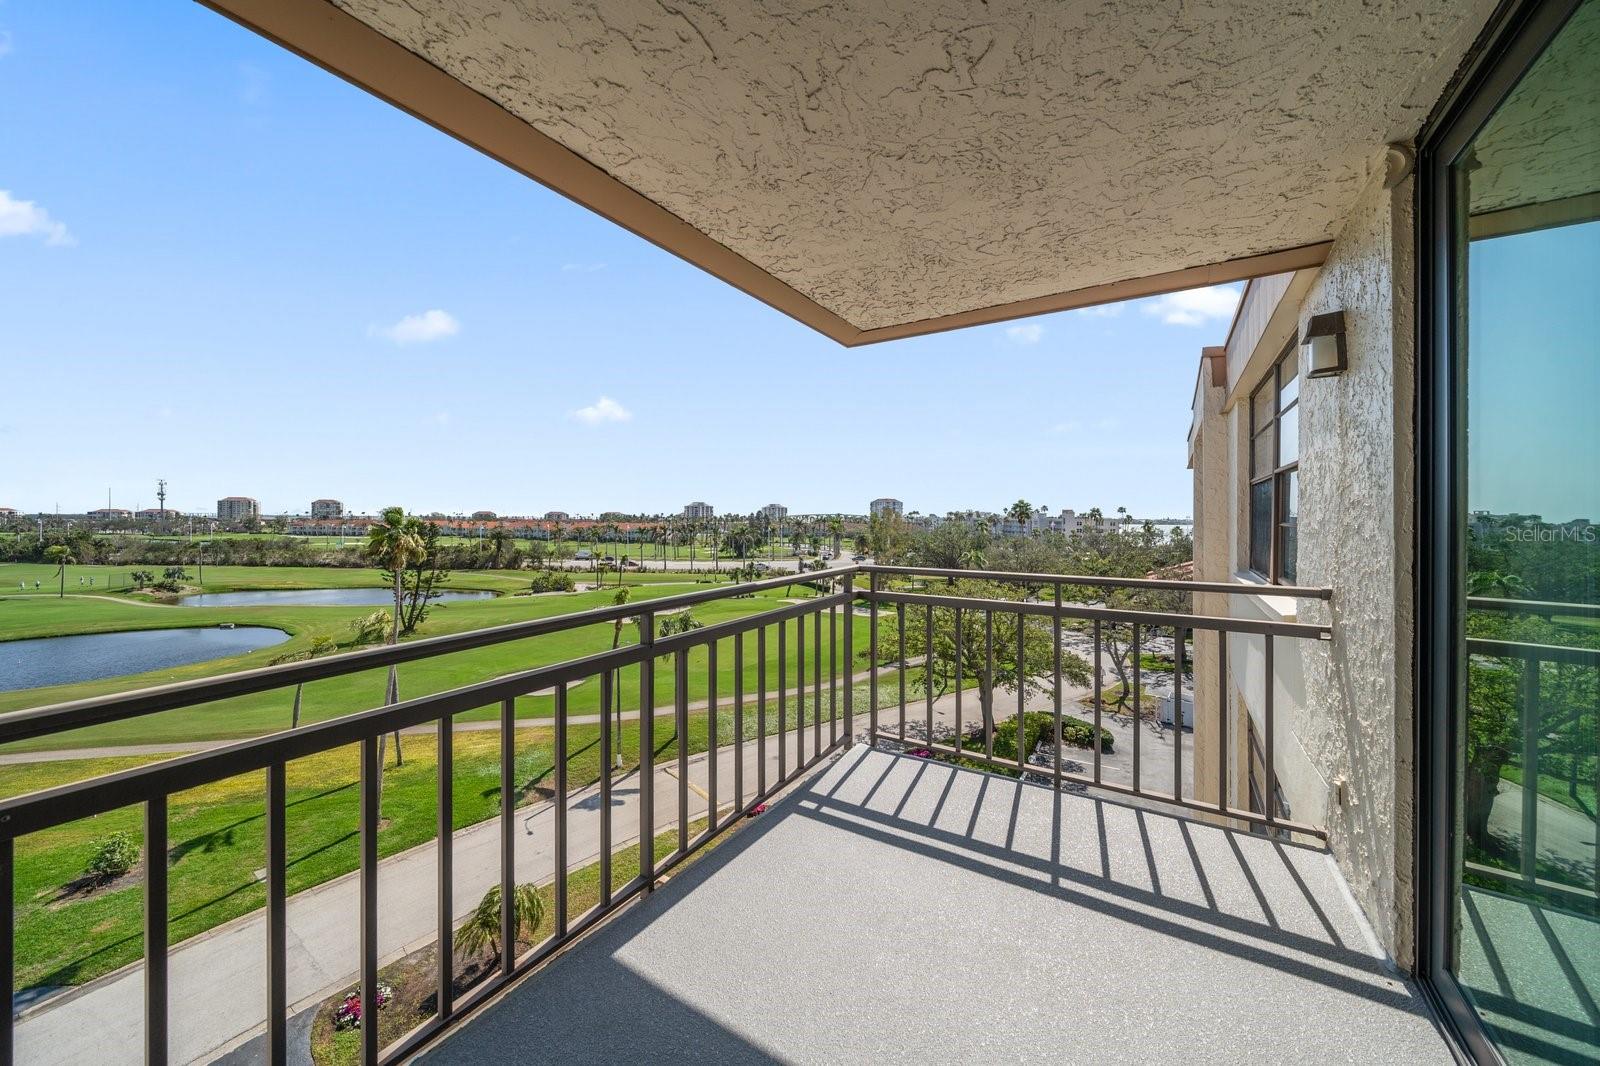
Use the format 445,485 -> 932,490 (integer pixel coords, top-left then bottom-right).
707,642 -> 718,832
1520,656 -> 1540,884
778,622 -> 788,783
1133,625 -> 1142,795
1016,612 -> 1026,772
984,612 -> 995,761
499,700 -> 515,977
813,607 -> 823,758
598,673 -> 612,908
1053,586 -> 1063,790
843,573 -> 855,746
1174,626 -> 1185,803
1264,635 -> 1275,826
868,571 -> 879,746
954,609 -> 963,752
1092,618 -> 1103,785
927,604 -> 936,748
266,763 -> 287,1066
360,735 -> 380,1065
830,595 -> 840,746
639,612 -> 656,885
675,650 -> 689,852
554,684 -> 569,937
1,836 -> 12,1066
797,615 -> 806,770
897,602 -> 907,743
758,627 -> 768,796
734,634 -> 745,809
145,795 -> 169,1066
437,714 -> 454,1019
1217,632 -> 1229,816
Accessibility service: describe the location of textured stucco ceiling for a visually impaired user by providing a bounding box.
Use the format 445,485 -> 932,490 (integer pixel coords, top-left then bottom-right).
327,0 -> 1494,332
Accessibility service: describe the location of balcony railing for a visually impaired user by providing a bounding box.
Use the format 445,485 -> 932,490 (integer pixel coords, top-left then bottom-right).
0,563 -> 1334,1065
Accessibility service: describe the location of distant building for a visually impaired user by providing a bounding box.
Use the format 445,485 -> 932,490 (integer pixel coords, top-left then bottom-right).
87,507 -> 132,521
136,508 -> 166,520
0,507 -> 17,517
869,498 -> 903,518
311,498 -> 343,519
217,496 -> 260,524
683,501 -> 715,519
544,511 -> 571,521
471,510 -> 497,520
759,503 -> 788,522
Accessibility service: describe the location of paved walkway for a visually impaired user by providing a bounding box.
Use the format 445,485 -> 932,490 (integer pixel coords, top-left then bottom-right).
12,719 -> 845,1066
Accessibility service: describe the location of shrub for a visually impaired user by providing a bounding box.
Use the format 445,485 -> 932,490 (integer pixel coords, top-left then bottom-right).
967,710 -> 1113,760
348,610 -> 390,645
528,570 -> 576,593
86,831 -> 139,883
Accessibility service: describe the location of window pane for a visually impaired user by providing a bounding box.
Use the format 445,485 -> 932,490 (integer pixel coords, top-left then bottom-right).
1278,470 -> 1298,583
1252,380 -> 1274,429
1252,429 -> 1274,478
1278,403 -> 1299,466
1279,352 -> 1300,407
1449,3 -> 1600,1062
1249,480 -> 1272,575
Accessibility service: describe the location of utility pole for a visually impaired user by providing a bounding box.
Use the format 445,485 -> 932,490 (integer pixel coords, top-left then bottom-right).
157,479 -> 168,527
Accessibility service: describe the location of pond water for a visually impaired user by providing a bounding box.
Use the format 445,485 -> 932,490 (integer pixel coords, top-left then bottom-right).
178,588 -> 495,608
0,626 -> 290,692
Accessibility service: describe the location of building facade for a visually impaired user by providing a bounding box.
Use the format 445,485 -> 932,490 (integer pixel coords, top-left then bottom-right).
868,497 -> 903,518
759,503 -> 788,522
310,498 -> 343,519
216,496 -> 259,525
682,501 -> 714,519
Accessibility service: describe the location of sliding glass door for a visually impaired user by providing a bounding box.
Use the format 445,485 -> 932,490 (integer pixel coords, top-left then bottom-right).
1422,1 -> 1599,1062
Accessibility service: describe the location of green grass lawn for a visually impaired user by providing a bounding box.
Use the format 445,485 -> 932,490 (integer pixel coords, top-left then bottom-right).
0,581 -> 878,752
3,682 -> 866,993
1499,763 -> 1597,818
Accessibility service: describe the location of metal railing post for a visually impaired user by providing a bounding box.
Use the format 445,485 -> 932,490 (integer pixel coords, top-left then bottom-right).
868,570 -> 879,746
639,611 -> 656,885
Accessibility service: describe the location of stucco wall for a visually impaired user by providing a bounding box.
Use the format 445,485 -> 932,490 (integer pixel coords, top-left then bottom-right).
1293,162 -> 1417,967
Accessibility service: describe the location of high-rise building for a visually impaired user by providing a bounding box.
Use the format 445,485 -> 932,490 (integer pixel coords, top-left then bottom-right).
217,496 -> 260,525
869,498 -> 903,518
683,501 -> 715,519
311,498 -> 343,519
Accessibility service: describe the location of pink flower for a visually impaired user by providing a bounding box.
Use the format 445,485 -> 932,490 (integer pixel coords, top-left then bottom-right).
909,748 -> 932,758
749,803 -> 769,816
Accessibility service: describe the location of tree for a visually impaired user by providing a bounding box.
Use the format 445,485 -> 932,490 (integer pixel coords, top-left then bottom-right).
486,526 -> 512,569
455,882 -> 544,965
364,506 -> 425,779
290,634 -> 339,729
384,523 -> 449,636
828,516 -> 845,557
1006,500 -> 1034,532
44,545 -> 73,599
897,579 -> 1090,744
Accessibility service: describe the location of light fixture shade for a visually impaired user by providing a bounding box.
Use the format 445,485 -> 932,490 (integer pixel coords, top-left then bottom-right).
1304,310 -> 1347,378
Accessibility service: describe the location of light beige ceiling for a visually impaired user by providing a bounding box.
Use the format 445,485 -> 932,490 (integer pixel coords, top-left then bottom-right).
211,0 -> 1496,343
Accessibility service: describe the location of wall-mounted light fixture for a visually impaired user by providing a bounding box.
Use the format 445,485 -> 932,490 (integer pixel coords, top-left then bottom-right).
1304,311 -> 1347,378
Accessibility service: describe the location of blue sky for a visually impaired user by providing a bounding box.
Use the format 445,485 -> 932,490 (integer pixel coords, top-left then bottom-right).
0,2 -> 1238,520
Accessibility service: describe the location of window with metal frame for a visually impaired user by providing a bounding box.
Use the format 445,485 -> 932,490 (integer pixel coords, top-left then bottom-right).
1248,338 -> 1300,582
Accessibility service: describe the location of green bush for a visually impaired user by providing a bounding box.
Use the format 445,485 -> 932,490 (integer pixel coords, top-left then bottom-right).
964,710 -> 1113,760
527,570 -> 576,593
86,831 -> 139,883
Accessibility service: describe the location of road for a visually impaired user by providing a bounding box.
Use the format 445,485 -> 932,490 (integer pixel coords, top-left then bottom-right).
13,718 -> 847,1066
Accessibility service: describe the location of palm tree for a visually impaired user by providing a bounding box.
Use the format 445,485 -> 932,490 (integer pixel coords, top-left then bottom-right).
44,545 -> 74,599
364,506 -> 425,778
828,516 -> 844,557
486,526 -> 512,569
1006,499 -> 1034,534
455,882 -> 544,965
610,586 -> 632,768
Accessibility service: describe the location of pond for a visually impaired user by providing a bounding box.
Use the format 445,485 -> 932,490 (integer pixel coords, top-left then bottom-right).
177,588 -> 496,608
0,626 -> 291,692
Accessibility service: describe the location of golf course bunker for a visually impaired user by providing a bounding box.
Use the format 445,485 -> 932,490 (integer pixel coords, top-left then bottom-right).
0,626 -> 290,692
178,588 -> 495,607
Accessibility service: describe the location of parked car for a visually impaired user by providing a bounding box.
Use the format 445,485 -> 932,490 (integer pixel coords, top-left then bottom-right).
851,554 -> 867,562
754,562 -> 771,571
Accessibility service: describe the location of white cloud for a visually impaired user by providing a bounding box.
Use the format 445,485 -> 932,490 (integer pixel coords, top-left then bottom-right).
372,309 -> 460,344
570,396 -> 632,426
0,190 -> 73,245
560,262 -> 606,273
1142,284 -> 1241,326
0,29 -> 13,57
1049,420 -> 1081,434
238,63 -> 268,105
1004,323 -> 1044,344
427,411 -> 452,427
